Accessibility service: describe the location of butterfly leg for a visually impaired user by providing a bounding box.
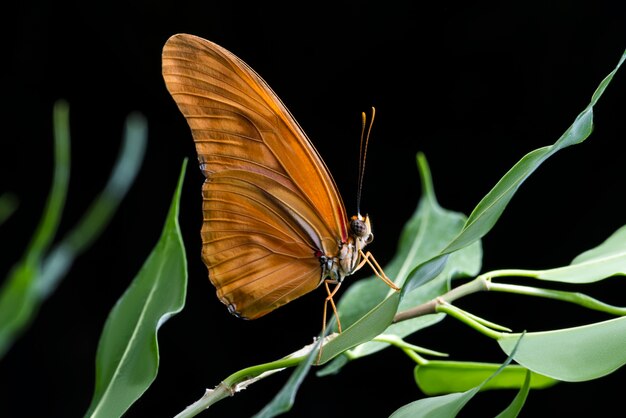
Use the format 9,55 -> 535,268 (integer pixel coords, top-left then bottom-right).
323,279 -> 343,334
357,250 -> 400,291
317,280 -> 343,364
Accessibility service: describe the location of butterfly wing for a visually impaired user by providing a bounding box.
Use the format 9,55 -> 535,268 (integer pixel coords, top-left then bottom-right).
162,34 -> 349,319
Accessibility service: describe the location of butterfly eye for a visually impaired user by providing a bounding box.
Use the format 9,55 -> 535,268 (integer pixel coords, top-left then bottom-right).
350,217 -> 369,238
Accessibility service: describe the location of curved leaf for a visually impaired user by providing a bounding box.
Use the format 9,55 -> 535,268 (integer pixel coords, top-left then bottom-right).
85,160 -> 188,418
389,391 -> 474,418
498,316 -> 626,382
440,49 -> 626,256
535,224 -> 626,283
389,335 -> 525,418
494,370 -> 531,418
317,291 -> 401,364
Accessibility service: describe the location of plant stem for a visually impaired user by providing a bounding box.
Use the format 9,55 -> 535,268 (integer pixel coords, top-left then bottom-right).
488,282 -> 626,315
173,385 -> 232,418
173,340 -> 320,418
435,300 -> 505,339
372,334 -> 448,363
478,269 -> 539,280
393,276 -> 490,323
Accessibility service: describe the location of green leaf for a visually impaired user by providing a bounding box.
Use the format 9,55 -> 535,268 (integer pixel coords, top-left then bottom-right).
534,224 -> 626,283
494,370 -> 531,418
440,48 -> 626,256
317,291 -> 401,364
498,316 -> 626,382
26,100 -> 72,262
85,160 -> 188,418
414,360 -> 556,395
0,101 -> 71,359
348,243 -> 481,361
388,391 -> 474,418
389,335 -> 525,418
395,47 -> 626,319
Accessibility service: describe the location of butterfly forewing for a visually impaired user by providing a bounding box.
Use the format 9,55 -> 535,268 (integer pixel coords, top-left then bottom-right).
162,34 -> 350,318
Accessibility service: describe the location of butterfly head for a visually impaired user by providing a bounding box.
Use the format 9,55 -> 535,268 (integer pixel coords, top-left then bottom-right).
350,214 -> 374,248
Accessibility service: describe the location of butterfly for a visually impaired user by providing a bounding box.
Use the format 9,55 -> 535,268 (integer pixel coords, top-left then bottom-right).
162,34 -> 398,332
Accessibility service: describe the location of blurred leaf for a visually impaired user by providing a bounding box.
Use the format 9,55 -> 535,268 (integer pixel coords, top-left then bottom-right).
0,193 -> 18,226
25,101 -> 72,261
85,160 -> 188,418
414,360 -> 556,395
0,101 -> 71,358
36,112 -> 147,299
0,104 -> 146,360
440,48 -> 626,256
534,224 -> 626,283
498,316 -> 626,382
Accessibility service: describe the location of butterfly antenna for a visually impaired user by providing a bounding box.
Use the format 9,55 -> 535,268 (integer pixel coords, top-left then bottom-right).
357,107 -> 375,216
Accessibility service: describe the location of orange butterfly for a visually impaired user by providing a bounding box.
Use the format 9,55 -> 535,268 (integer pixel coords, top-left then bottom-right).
162,34 -> 398,332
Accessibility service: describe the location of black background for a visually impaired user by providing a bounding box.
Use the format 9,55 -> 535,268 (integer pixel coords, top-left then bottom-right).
2,1 -> 626,417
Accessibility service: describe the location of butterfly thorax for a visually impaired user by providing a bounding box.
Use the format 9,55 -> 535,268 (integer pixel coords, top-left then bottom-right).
321,214 -> 373,283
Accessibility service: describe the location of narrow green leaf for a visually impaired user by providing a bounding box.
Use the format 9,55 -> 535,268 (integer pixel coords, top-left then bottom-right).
0,101 -> 71,359
85,160 -> 188,418
494,370 -> 531,418
498,316 -> 626,382
395,48 -> 626,314
26,100 -> 72,262
414,360 -> 556,395
389,391 -> 474,418
534,224 -> 626,283
389,335 -> 525,418
440,48 -> 626,256
317,292 -> 401,364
